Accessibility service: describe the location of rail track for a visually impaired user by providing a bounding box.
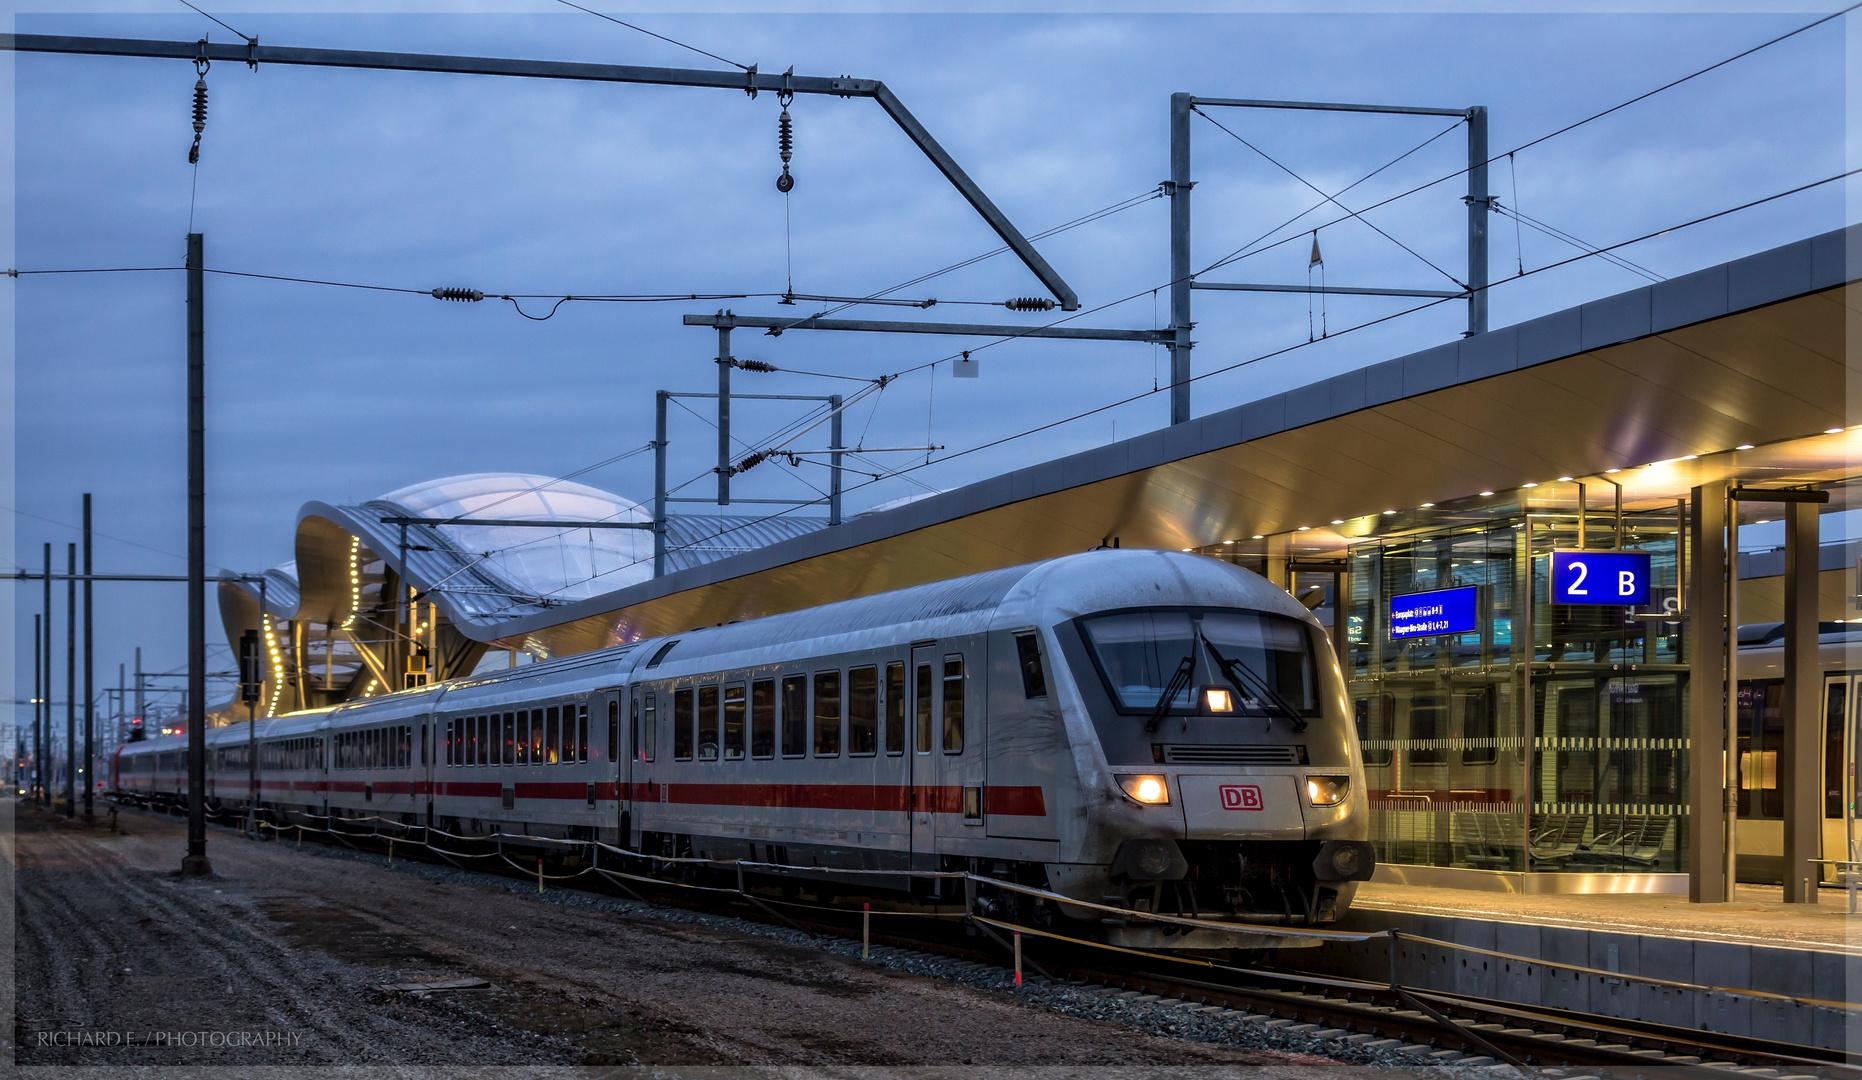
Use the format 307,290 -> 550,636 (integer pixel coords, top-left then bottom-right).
128,800 -> 1855,1076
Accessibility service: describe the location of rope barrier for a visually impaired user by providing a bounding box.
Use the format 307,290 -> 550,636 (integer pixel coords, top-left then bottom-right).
146,799 -> 1862,1014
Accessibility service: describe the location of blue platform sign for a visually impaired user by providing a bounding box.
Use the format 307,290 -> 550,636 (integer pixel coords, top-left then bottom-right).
1550,550 -> 1651,605
1389,585 -> 1479,640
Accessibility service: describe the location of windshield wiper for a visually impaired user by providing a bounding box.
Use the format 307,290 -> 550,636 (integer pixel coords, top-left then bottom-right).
1144,654 -> 1196,733
1202,638 -> 1308,731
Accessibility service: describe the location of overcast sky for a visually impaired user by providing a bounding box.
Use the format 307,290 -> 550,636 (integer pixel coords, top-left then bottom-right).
5,3 -> 1849,729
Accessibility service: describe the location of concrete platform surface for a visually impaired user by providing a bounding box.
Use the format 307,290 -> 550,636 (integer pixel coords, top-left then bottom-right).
1348,880 -> 1861,953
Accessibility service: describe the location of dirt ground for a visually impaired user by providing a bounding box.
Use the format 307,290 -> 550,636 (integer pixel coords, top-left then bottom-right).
11,800 -> 1335,1072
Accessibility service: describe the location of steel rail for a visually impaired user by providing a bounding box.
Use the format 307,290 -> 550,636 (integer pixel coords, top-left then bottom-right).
3,33 -> 1078,311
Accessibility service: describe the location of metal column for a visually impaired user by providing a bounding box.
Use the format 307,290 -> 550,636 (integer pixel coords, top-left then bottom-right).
1781,499 -> 1821,902
32,615 -> 41,801
1168,92 -> 1193,426
1687,482 -> 1728,902
42,543 -> 51,807
829,394 -> 843,526
82,493 -> 94,821
653,390 -> 669,578
1465,106 -> 1489,337
716,320 -> 733,506
64,543 -> 75,817
183,231 -> 211,875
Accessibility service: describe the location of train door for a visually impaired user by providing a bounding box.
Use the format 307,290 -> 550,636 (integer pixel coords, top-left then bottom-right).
1824,675 -> 1855,876
601,688 -> 626,845
910,644 -> 937,866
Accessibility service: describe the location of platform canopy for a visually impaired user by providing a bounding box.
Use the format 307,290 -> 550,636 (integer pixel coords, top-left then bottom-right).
480,227 -> 1856,658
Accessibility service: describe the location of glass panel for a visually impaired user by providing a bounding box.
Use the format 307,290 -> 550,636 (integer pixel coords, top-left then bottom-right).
848,666 -> 878,756
781,676 -> 807,757
698,686 -> 720,761
1015,633 -> 1047,698
943,656 -> 964,754
609,700 -> 619,762
1078,610 -> 1194,711
546,705 -> 561,764
885,663 -> 905,755
814,671 -> 841,757
673,688 -> 694,761
723,685 -> 746,760
517,710 -> 532,765
915,664 -> 933,753
579,705 -> 589,762
1827,681 -> 1847,819
1199,612 -> 1318,715
503,712 -> 516,766
643,692 -> 656,762
751,679 -> 775,759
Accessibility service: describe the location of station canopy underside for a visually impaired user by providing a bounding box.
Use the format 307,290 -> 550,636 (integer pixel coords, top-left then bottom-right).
483,227 -> 1856,658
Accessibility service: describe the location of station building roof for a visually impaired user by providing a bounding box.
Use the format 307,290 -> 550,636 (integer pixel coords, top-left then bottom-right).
473,225 -> 1858,658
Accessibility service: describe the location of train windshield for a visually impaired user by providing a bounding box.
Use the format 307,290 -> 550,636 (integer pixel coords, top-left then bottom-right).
1079,608 -> 1318,717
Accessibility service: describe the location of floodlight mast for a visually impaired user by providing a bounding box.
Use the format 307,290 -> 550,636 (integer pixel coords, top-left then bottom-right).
2,33 -> 1079,313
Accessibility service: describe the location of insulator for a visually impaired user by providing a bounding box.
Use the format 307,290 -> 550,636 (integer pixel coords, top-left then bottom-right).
733,358 -> 778,373
192,79 -> 209,134
775,107 -> 795,193
1004,297 -> 1056,312
430,287 -> 484,302
730,449 -> 770,476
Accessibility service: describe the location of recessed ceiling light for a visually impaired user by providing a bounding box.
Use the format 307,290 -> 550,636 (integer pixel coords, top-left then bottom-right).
1420,503 -> 1434,508
1252,534 -> 1264,540
1297,525 -> 1311,531
1383,510 -> 1397,515
1222,539 -> 1235,545
1736,444 -> 1755,450
1829,428 -> 1846,435
1681,455 -> 1698,461
1522,482 -> 1538,489
1479,491 -> 1495,497
1557,476 -> 1574,482
1331,519 -> 1345,525
1605,468 -> 1621,474
1182,548 -> 1193,552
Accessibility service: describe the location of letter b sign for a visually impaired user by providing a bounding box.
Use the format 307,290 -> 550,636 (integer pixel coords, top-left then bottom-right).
1551,550 -> 1650,606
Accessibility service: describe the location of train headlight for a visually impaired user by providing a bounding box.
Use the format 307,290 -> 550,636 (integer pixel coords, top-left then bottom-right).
1202,686 -> 1234,713
1117,774 -> 1171,805
1306,775 -> 1350,806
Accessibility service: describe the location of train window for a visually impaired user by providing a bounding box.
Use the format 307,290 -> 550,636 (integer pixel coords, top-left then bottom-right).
642,692 -> 657,761
578,704 -> 589,763
646,639 -> 678,668
1356,697 -> 1393,767
1828,682 -> 1847,818
698,686 -> 720,761
942,656 -> 965,754
516,710 -> 531,765
1015,633 -> 1047,698
848,666 -> 878,756
1459,688 -> 1496,765
674,688 -> 694,761
420,723 -> 427,767
885,663 -> 905,755
814,671 -> 842,757
503,712 -> 517,766
609,700 -> 619,762
781,676 -> 807,757
547,705 -> 562,765
751,680 -> 775,759
1407,698 -> 1444,764
916,664 -> 934,753
723,685 -> 746,760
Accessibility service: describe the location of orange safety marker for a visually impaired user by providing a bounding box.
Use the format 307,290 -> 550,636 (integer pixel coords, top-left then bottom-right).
1013,929 -> 1022,987
538,857 -> 545,893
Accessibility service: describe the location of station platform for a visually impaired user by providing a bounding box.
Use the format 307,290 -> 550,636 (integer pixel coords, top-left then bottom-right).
1283,881 -> 1861,1052
1348,880 -> 1861,954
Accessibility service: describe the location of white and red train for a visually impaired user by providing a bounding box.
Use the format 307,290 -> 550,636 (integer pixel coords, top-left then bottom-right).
112,550 -> 1373,940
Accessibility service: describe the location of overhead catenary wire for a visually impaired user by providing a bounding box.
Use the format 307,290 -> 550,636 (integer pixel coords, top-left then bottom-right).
552,0 -> 751,71
1197,2 -> 1859,282
1192,105 -> 1467,289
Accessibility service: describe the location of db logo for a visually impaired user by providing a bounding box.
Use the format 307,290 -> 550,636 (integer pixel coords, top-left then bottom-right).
1219,784 -> 1263,811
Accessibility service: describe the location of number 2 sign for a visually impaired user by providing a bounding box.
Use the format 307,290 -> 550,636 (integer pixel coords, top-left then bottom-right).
1550,550 -> 1651,606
